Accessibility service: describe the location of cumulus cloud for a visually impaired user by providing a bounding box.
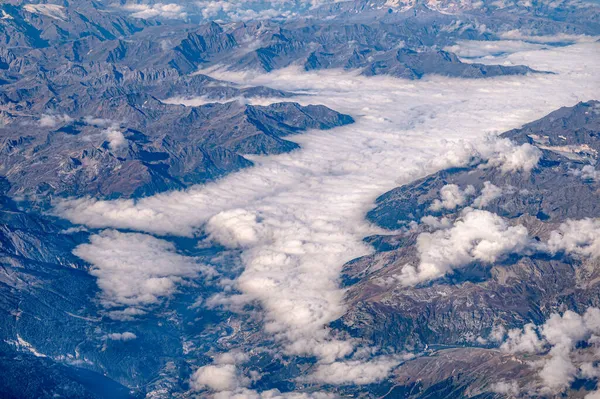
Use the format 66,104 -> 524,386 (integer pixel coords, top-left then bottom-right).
83,116 -> 113,127
39,115 -> 126,150
191,364 -> 243,392
572,165 -> 600,181
106,332 -> 137,341
501,323 -> 544,353
472,181 -> 503,208
39,114 -> 73,128
478,136 -> 542,173
55,42 -> 600,377
123,3 -> 188,19
429,184 -> 475,211
306,357 -> 399,385
189,350 -> 285,396
194,0 -> 337,21
490,380 -> 520,395
196,0 -> 235,19
500,308 -> 600,393
103,127 -> 127,150
205,209 -> 271,248
400,209 -> 530,285
545,218 -> 600,258
73,230 -> 213,309
421,215 -> 452,229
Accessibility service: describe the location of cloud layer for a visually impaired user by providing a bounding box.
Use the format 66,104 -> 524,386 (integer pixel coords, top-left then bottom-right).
57,42 -> 600,388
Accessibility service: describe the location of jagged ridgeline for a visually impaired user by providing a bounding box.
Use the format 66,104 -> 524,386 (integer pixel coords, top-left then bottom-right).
340,101 -> 600,395
1,0 -> 599,397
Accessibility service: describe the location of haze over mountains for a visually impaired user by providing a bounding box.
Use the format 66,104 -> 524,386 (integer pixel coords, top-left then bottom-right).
1,0 -> 600,398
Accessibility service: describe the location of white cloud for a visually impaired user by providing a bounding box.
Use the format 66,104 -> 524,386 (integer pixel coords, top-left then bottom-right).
421,215 -> 452,229
196,0 -> 235,19
103,127 -> 127,150
123,3 -> 188,19
190,364 -> 242,391
580,362 -> 600,379
445,40 -> 547,59
214,351 -> 250,365
472,181 -> 503,208
55,42 -> 600,377
498,30 -> 600,44
478,136 -> 542,173
39,114 -> 73,128
490,380 -> 520,395
73,230 -> 213,309
572,165 -> 600,181
190,351 -> 294,396
400,209 -> 530,285
205,209 -> 271,248
106,307 -> 147,321
212,389 -> 336,399
500,308 -> 600,393
162,96 -> 285,107
429,184 -> 475,211
40,115 -> 126,150
106,332 -> 137,341
193,0 -> 340,21
447,32 -> 599,61
83,116 -> 113,127
546,218 -> 600,258
306,357 -> 399,385
501,323 -> 544,353
489,324 -> 506,342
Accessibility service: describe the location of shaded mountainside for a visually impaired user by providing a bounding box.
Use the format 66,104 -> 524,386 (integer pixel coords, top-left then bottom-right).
0,1 -> 598,397
0,2 -> 547,81
0,5 -> 356,203
0,102 -> 354,397
368,101 -> 600,229
0,4 -> 357,395
69,19 -> 539,79
0,99 -> 352,201
0,22 -> 353,395
339,100 -> 600,396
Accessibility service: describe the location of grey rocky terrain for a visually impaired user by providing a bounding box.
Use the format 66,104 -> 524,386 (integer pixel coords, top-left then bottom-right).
340,100 -> 600,396
1,0 -> 599,397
